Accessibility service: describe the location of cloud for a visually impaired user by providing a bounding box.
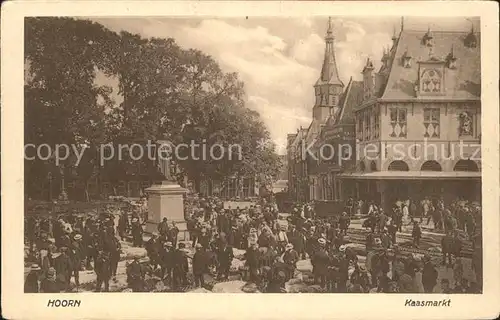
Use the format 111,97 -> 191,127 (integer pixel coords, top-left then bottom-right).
93,17 -> 394,154
289,33 -> 324,66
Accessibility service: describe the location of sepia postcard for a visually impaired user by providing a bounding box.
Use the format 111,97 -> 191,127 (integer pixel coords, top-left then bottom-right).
1,1 -> 499,319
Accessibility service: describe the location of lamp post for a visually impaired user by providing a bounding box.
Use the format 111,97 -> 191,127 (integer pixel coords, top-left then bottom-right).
58,164 -> 68,202
48,171 -> 53,201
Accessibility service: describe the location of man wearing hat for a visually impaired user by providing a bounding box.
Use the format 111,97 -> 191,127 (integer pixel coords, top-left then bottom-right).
24,264 -> 41,293
126,255 -> 145,292
167,221 -> 180,247
312,238 -> 330,288
380,228 -> 391,249
275,225 -> 289,254
106,233 -> 122,279
192,243 -> 209,287
95,251 -> 112,292
412,221 -> 422,248
70,234 -> 84,289
339,212 -> 350,236
287,224 -> 306,260
131,216 -> 143,247
421,254 -> 438,293
160,241 -> 174,281
145,232 -> 161,270
244,242 -> 261,284
216,236 -> 233,280
52,247 -> 72,292
196,226 -> 211,249
172,243 -> 189,289
350,264 -> 372,293
40,267 -> 60,293
118,211 -> 129,241
282,243 -> 299,281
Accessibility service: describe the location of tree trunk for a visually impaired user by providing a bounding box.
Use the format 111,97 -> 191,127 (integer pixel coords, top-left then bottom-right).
193,176 -> 201,193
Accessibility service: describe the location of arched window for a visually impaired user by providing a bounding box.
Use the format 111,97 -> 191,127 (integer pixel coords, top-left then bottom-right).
454,159 -> 479,172
388,160 -> 409,171
421,160 -> 442,171
359,161 -> 366,172
421,69 -> 442,93
370,161 -> 377,171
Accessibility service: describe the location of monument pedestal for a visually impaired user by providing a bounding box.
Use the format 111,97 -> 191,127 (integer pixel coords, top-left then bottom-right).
145,181 -> 188,242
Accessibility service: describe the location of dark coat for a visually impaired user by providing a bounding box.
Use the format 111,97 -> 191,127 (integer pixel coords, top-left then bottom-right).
160,248 -> 175,268
412,225 -> 422,238
53,254 -> 72,278
287,229 -> 305,252
24,271 -> 39,293
283,249 -> 299,266
192,250 -> 211,275
40,278 -> 60,293
217,215 -> 231,234
312,248 -> 330,276
245,247 -> 261,269
422,262 -> 438,286
173,249 -> 189,274
217,246 -> 234,266
95,254 -> 112,280
197,234 -> 211,249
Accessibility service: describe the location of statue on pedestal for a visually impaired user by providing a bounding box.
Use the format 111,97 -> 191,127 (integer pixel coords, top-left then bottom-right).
144,141 -> 188,240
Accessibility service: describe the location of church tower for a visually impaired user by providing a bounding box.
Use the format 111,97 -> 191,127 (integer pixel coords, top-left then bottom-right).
313,17 -> 344,123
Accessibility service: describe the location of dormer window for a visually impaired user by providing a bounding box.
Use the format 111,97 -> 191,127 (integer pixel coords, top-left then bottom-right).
446,46 -> 457,69
417,53 -> 445,96
464,26 -> 478,48
422,27 -> 434,47
402,49 -> 412,68
421,69 -> 442,93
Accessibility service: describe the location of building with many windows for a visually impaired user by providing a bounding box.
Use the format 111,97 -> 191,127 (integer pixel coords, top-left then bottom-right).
338,22 -> 481,210
287,18 -> 481,209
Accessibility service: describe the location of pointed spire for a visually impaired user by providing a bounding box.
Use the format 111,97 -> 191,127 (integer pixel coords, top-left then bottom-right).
317,17 -> 343,86
362,57 -> 374,73
325,16 -> 334,41
327,17 -> 333,34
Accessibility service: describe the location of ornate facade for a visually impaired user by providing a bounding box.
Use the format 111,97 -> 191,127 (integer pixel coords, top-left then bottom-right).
287,18 -> 481,209
339,22 -> 481,209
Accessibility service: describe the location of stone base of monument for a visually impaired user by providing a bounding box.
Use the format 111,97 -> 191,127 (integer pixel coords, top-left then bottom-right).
144,181 -> 189,243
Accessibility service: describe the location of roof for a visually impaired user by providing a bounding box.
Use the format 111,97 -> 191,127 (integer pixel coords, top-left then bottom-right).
338,171 -> 481,180
381,29 -> 480,100
315,20 -> 343,87
304,119 -> 322,147
289,127 -> 308,152
334,79 -> 364,125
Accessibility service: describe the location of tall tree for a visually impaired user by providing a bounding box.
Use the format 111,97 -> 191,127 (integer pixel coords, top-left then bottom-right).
24,17 -> 118,198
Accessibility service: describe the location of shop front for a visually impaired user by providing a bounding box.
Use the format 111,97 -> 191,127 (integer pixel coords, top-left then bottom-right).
338,171 -> 482,212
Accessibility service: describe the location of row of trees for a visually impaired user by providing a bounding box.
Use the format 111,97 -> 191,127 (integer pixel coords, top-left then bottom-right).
24,17 -> 281,200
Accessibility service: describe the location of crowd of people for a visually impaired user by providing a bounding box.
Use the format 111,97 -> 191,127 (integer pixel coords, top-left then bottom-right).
24,208 -> 126,293
24,193 -> 482,294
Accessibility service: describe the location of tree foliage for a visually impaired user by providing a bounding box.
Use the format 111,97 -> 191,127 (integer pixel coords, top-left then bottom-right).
24,17 -> 281,199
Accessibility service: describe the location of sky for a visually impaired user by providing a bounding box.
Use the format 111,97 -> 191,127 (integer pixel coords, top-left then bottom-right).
92,16 -> 479,154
